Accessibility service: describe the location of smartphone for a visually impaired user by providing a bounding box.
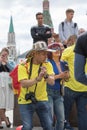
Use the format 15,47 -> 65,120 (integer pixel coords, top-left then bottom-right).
64,64 -> 69,71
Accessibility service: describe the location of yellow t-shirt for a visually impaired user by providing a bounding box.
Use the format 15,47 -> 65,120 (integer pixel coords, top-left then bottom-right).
61,45 -> 87,92
18,62 -> 54,104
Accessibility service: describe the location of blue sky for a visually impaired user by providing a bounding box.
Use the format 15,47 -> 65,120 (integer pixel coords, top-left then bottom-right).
0,0 -> 87,54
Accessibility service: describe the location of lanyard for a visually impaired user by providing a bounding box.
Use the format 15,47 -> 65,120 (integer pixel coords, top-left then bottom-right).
26,58 -> 42,93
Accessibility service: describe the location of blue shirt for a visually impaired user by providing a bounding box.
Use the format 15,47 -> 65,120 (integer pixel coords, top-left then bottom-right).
74,53 -> 87,85
47,60 -> 68,90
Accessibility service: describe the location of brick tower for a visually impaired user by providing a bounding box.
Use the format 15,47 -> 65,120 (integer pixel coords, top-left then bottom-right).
43,0 -> 53,28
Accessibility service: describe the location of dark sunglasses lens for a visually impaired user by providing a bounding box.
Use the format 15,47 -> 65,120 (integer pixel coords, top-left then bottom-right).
52,47 -> 61,50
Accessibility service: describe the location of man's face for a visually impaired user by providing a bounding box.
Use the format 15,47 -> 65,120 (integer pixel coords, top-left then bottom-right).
52,50 -> 61,58
36,14 -> 43,26
35,51 -> 48,63
66,12 -> 74,20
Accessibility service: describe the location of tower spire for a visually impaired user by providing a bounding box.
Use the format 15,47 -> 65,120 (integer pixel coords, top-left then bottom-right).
9,16 -> 14,33
7,16 -> 16,61
43,0 -> 53,28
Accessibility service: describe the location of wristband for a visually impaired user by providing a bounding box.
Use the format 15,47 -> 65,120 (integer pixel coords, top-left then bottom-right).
44,74 -> 49,79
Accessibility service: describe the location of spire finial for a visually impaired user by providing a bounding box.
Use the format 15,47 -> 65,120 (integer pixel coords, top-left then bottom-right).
9,16 -> 14,33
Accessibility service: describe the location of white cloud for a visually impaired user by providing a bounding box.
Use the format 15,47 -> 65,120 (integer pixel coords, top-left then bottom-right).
0,0 -> 87,53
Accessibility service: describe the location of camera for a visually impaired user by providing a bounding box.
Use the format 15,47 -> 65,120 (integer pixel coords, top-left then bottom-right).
64,64 -> 69,71
25,92 -> 37,104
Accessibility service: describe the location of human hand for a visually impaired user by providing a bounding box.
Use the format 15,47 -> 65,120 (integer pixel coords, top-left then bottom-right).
62,71 -> 70,81
46,31 -> 51,34
38,66 -> 47,80
63,40 -> 67,45
0,54 -> 8,64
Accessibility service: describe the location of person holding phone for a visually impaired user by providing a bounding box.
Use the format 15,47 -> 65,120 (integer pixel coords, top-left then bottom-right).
0,48 -> 15,128
47,42 -> 69,130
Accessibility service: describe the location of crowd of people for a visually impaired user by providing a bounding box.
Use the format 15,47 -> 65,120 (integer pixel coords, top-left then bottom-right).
0,8 -> 87,130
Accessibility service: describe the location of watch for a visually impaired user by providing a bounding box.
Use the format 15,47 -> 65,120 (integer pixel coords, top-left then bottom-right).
44,74 -> 49,79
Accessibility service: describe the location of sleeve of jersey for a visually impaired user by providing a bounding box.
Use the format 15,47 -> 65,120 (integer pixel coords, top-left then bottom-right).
61,48 -> 70,61
46,62 -> 55,75
18,64 -> 28,82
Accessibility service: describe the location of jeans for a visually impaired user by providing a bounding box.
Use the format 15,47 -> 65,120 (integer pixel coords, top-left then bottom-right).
64,87 -> 87,130
19,101 -> 53,130
47,88 -> 65,130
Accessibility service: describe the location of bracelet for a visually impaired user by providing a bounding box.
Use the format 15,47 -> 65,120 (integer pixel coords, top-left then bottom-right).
44,74 -> 49,79
35,77 -> 41,82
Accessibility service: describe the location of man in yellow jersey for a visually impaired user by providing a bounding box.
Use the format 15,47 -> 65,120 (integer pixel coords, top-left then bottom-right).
61,39 -> 87,130
18,41 -> 55,130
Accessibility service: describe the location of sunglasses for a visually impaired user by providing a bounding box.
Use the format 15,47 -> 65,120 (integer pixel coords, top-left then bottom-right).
51,46 -> 61,50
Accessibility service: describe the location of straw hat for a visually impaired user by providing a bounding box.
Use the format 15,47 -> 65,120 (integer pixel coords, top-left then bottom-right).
26,41 -> 55,58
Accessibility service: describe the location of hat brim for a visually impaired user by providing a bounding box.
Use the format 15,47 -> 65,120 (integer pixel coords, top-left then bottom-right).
26,48 -> 56,58
47,49 -> 56,52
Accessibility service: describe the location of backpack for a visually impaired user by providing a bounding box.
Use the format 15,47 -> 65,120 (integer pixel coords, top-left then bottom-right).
61,22 -> 77,31
9,62 -> 29,96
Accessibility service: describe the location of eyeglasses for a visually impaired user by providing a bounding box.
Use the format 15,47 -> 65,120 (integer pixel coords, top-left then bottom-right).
51,46 -> 61,51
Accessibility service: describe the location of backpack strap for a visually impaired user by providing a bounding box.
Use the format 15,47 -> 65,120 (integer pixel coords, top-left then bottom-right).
61,22 -> 64,31
74,23 -> 77,28
26,58 -> 42,93
61,22 -> 77,31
